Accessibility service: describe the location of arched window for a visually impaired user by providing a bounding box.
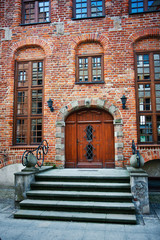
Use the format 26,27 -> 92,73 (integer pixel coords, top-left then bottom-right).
135,50 -> 160,143
13,47 -> 45,145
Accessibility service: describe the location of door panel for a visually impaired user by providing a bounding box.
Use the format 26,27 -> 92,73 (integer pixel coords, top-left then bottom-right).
104,122 -> 115,168
65,115 -> 77,168
65,108 -> 115,168
77,123 -> 103,168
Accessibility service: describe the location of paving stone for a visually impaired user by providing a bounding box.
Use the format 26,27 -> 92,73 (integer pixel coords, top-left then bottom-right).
125,233 -> 151,240
0,228 -> 23,240
83,230 -> 105,240
86,222 -> 106,231
105,231 -> 127,240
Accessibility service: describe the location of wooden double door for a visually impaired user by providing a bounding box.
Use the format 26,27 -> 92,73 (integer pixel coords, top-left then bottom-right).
65,108 -> 115,168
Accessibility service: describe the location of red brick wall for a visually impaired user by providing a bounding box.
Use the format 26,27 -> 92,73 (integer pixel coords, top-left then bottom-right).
0,0 -> 160,168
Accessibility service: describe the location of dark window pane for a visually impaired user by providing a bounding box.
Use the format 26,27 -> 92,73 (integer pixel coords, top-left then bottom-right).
137,55 -> 150,80
91,0 -> 103,16
31,119 -> 42,144
24,2 -> 35,24
18,63 -> 28,87
157,116 -> 160,142
131,0 -> 144,13
32,61 -> 43,85
17,91 -> 28,115
75,0 -> 87,18
139,115 -> 153,142
130,0 -> 160,13
74,0 -> 104,18
32,89 -> 43,114
148,0 -> 160,11
23,0 -> 50,24
138,84 -> 151,111
92,56 -> 102,81
154,54 -> 160,80
78,57 -> 88,82
155,84 -> 160,111
16,119 -> 27,144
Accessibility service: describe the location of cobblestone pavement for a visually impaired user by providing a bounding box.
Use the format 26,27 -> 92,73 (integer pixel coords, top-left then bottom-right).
0,188 -> 160,240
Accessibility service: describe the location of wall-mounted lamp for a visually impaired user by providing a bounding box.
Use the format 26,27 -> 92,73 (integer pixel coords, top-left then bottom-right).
47,98 -> 54,112
121,95 -> 127,109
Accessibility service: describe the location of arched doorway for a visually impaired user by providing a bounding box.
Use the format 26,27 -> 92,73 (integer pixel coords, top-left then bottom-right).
65,108 -> 115,168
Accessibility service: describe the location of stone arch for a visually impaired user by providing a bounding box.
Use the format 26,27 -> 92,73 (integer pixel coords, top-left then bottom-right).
55,98 -> 124,168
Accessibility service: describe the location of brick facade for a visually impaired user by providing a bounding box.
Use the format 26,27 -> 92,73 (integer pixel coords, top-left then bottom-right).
0,0 -> 160,169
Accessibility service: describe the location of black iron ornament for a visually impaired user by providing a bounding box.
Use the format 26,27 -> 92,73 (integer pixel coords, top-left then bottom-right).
47,98 -> 54,112
22,140 -> 49,169
131,140 -> 140,168
121,95 -> 127,109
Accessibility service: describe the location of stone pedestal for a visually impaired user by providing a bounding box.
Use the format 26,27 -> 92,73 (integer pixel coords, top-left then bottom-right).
14,166 -> 53,208
127,167 -> 150,214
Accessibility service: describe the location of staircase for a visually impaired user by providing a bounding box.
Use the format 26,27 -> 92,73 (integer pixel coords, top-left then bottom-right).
14,169 -> 137,224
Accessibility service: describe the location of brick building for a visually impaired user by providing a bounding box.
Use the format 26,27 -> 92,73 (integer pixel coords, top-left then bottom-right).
0,0 -> 160,173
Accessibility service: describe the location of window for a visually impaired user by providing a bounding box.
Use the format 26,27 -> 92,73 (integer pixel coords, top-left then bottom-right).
135,52 -> 160,144
130,0 -> 160,14
22,0 -> 50,24
73,0 -> 105,19
76,55 -> 104,83
14,61 -> 43,145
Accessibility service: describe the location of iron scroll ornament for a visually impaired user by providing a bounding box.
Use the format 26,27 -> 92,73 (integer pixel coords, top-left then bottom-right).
22,140 -> 49,168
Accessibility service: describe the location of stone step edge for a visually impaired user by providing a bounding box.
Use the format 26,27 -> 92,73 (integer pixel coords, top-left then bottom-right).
20,199 -> 135,210
35,175 -> 130,180
26,190 -> 133,198
31,182 -> 131,187
14,210 -> 137,224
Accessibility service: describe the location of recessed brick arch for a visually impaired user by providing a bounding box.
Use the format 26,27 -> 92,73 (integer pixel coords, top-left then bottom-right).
70,33 -> 109,52
55,98 -> 124,168
129,28 -> 160,44
10,37 -> 52,58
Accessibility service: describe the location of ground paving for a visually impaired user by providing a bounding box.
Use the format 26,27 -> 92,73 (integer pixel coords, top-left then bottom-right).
0,187 -> 160,240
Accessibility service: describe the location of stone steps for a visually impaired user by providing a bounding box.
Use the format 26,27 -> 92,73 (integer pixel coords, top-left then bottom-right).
19,199 -> 135,214
14,169 -> 137,224
26,190 -> 133,202
30,181 -> 131,192
35,175 -> 130,183
14,210 -> 137,224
